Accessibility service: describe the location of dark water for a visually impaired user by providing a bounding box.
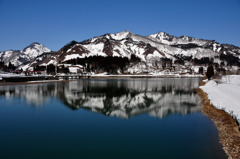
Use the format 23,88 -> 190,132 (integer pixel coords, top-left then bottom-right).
0,78 -> 227,159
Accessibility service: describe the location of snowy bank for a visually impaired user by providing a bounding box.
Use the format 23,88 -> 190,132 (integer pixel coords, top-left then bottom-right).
200,75 -> 240,127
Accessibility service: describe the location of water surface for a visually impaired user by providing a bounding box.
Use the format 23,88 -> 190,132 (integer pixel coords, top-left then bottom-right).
0,78 -> 227,159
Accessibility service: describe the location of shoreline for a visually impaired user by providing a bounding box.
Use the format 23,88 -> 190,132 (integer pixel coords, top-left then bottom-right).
0,79 -> 76,86
90,74 -> 203,78
197,81 -> 240,159
0,74 -> 203,86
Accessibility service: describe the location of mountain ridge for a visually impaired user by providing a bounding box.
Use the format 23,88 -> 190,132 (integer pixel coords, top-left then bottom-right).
24,31 -> 240,74
1,30 -> 240,74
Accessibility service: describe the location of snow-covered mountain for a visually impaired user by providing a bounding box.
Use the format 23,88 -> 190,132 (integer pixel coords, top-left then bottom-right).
13,31 -> 240,73
58,30 -> 239,61
32,31 -> 239,66
0,42 -> 51,66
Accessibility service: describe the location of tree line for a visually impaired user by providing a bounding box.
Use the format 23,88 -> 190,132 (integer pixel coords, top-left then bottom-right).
0,62 -> 16,72
63,55 -> 141,74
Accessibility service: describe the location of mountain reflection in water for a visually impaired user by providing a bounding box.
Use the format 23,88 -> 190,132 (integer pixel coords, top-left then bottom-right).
0,78 -> 201,119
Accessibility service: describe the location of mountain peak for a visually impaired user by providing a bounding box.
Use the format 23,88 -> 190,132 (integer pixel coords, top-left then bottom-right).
120,30 -> 131,34
23,42 -> 43,50
22,42 -> 51,58
154,31 -> 173,38
30,42 -> 41,45
108,30 -> 132,40
155,31 -> 169,35
147,31 -> 175,43
179,35 -> 195,40
113,30 -> 131,35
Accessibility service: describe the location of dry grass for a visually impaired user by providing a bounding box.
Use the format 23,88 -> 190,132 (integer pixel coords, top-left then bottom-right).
197,83 -> 240,159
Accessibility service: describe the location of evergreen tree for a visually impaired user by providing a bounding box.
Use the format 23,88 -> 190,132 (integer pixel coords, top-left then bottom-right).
47,64 -> 55,74
206,65 -> 214,80
199,67 -> 203,75
8,62 -> 16,71
0,62 -> 5,70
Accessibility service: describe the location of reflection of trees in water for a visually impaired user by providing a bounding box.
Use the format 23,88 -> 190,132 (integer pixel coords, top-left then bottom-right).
58,79 -> 201,118
0,78 -> 201,118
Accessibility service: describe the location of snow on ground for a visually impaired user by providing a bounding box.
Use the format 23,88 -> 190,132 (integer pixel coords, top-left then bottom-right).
0,72 -> 23,80
200,75 -> 240,127
0,72 -> 49,80
63,54 -> 81,61
68,66 -> 80,73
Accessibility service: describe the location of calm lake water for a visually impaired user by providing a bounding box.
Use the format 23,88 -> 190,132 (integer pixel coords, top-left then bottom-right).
0,78 -> 227,159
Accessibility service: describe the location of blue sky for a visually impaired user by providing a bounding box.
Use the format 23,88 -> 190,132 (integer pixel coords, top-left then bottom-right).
0,0 -> 240,51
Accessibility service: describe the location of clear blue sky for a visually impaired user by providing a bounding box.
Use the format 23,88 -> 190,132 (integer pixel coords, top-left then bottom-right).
0,0 -> 240,51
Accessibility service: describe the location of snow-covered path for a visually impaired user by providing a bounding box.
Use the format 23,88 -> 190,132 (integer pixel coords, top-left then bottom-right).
200,75 -> 240,127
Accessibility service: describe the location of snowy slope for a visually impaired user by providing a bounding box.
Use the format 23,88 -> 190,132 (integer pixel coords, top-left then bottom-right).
50,33 -> 168,64
147,32 -> 208,46
22,42 -> 51,60
56,30 -> 227,63
200,76 -> 240,127
0,42 -> 51,66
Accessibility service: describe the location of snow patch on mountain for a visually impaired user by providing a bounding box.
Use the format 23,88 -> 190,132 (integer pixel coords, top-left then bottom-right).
109,30 -> 131,40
